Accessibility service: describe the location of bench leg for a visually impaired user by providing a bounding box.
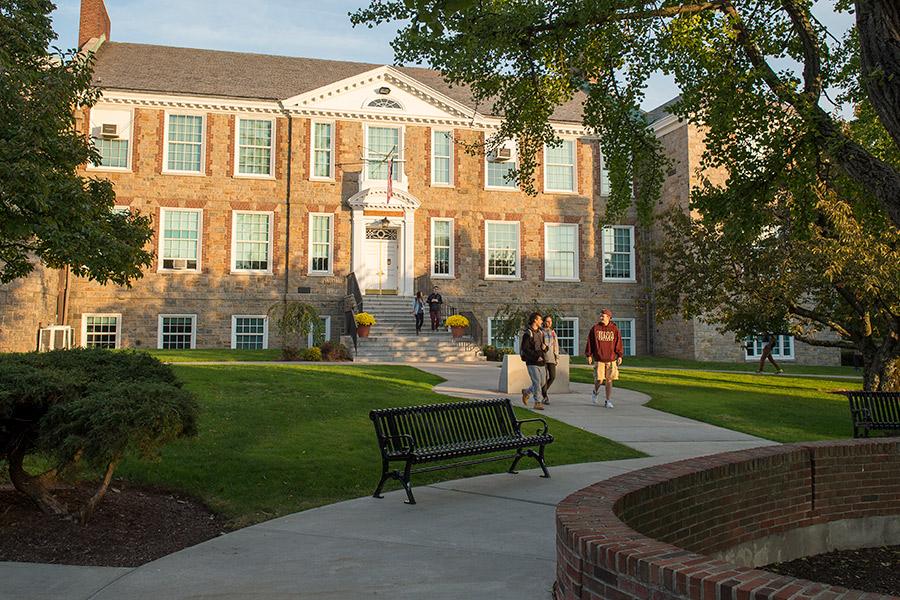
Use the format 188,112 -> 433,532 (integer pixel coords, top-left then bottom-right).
535,445 -> 550,478
373,459 -> 392,499
400,460 -> 416,505
508,449 -> 526,474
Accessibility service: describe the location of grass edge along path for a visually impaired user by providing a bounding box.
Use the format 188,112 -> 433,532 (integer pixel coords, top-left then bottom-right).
570,367 -> 855,443
569,355 -> 859,378
118,364 -> 643,528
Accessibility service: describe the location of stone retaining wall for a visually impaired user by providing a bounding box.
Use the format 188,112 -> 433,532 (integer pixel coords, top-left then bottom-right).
555,440 -> 900,600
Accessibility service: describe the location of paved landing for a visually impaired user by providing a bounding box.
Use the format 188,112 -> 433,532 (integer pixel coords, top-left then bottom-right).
1,362 -> 775,600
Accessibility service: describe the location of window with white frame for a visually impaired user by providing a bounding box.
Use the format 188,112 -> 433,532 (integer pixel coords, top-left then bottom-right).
366,126 -> 402,182
600,151 -> 611,196
744,335 -> 795,360
488,318 -> 519,352
158,315 -> 196,349
312,122 -> 334,179
432,130 -> 453,186
485,221 -> 520,279
232,315 -> 268,349
165,114 -> 204,173
544,140 -> 576,192
544,223 -> 579,281
232,212 -> 272,272
602,225 -> 635,281
554,318 -> 578,356
612,318 -> 636,356
368,98 -> 403,110
236,118 -> 274,176
89,108 -> 132,170
307,316 -> 331,347
82,314 -> 121,348
160,209 -> 202,271
309,213 -> 333,274
485,141 -> 517,189
431,218 -> 454,278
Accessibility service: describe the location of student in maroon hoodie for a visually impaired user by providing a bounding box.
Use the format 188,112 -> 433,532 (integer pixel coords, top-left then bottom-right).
584,308 -> 623,408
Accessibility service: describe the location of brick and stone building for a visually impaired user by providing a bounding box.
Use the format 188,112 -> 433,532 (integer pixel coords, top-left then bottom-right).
0,0 -> 839,366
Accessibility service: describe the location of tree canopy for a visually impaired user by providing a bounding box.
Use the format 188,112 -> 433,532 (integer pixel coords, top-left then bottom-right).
353,0 -> 900,389
0,0 -> 153,284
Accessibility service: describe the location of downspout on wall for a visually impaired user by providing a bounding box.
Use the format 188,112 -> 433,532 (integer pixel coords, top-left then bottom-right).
277,101 -> 294,302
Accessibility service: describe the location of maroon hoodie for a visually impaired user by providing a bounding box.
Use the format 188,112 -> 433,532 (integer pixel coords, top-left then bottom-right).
584,322 -> 623,363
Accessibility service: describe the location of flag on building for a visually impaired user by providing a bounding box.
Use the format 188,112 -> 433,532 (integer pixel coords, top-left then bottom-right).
386,158 -> 393,203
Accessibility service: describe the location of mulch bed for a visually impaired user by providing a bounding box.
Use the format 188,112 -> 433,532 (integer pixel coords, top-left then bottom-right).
0,481 -> 230,567
764,545 -> 899,595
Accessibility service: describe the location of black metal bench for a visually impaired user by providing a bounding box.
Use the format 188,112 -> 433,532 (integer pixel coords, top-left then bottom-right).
842,391 -> 900,438
370,398 -> 553,504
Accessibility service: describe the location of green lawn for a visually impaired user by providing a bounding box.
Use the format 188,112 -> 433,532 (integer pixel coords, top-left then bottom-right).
569,355 -> 859,377
141,348 -> 283,362
118,364 -> 642,527
571,367 -> 855,442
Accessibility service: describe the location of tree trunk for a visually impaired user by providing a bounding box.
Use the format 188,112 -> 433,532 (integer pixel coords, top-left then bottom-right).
856,0 -> 900,150
77,459 -> 119,524
7,447 -> 66,515
861,346 -> 900,391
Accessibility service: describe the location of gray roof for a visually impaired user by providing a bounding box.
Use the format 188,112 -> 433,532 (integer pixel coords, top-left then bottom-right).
644,95 -> 682,125
91,42 -> 586,123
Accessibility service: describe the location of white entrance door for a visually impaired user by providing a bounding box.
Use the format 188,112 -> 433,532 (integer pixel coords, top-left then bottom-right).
364,227 -> 399,294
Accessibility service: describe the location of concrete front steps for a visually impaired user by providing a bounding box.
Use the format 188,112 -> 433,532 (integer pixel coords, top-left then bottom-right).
351,296 -> 484,363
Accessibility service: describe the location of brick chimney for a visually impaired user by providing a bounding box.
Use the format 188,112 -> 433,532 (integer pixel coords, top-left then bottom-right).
78,0 -> 110,49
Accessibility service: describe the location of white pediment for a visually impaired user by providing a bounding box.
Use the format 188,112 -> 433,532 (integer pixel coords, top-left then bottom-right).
347,186 -> 421,211
282,66 -> 479,123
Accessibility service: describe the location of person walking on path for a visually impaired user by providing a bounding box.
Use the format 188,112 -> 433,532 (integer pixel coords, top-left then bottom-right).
540,315 -> 560,405
585,309 -> 623,408
520,312 -> 546,411
412,291 -> 426,335
426,286 -> 443,332
756,333 -> 784,374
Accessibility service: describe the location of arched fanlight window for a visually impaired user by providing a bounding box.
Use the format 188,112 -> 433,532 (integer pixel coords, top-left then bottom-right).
368,98 -> 403,110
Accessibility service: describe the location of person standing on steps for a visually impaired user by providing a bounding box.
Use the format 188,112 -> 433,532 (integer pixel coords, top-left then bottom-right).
756,332 -> 784,374
520,312 -> 546,411
412,291 -> 426,335
585,309 -> 623,408
540,315 -> 559,405
426,286 -> 443,332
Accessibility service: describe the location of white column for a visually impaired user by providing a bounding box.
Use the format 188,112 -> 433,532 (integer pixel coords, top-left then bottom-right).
351,208 -> 366,290
402,208 -> 415,296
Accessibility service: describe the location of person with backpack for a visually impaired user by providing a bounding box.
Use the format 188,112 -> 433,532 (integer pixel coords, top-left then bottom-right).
520,311 -> 547,411
584,308 -> 623,408
540,315 -> 560,405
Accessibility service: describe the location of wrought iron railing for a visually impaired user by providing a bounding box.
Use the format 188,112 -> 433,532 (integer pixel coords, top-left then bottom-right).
345,273 -> 364,351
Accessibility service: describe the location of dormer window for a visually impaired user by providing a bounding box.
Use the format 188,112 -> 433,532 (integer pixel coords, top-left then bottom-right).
368,98 -> 403,110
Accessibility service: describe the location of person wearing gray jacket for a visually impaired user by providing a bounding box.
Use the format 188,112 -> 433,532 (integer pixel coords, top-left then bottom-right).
540,316 -> 560,404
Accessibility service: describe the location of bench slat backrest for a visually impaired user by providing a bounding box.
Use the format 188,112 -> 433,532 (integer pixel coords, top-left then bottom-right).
371,399 -> 518,453
846,391 -> 900,425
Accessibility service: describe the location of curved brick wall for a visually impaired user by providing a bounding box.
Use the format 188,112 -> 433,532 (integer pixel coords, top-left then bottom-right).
555,440 -> 900,600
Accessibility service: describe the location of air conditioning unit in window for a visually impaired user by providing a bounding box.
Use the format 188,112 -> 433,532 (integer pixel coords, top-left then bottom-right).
170,258 -> 188,270
487,146 -> 512,163
100,123 -> 119,138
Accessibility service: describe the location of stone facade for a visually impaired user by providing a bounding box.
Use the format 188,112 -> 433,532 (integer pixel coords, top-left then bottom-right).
0,263 -> 60,352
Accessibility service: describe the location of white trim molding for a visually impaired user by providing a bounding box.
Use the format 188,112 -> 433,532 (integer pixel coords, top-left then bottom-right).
162,110 -> 207,176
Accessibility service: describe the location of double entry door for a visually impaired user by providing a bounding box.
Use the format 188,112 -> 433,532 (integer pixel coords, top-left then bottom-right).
364,227 -> 399,295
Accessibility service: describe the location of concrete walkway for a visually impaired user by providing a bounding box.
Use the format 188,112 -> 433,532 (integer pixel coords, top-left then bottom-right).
2,362 -> 775,600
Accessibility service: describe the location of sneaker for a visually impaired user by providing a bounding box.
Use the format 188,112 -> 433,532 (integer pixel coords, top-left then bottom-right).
591,391 -> 599,406
521,389 -> 529,406
775,369 -> 784,374
542,395 -> 550,405
534,402 -> 544,411
604,400 -> 614,409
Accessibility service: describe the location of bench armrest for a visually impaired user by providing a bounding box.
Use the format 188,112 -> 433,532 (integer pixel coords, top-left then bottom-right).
381,433 -> 416,453
516,417 -> 549,436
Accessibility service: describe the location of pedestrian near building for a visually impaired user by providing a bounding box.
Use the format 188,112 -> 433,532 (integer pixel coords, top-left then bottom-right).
412,291 -> 426,335
426,286 -> 443,331
520,312 -> 546,411
584,309 -> 623,408
756,333 -> 784,374
541,315 -> 559,405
